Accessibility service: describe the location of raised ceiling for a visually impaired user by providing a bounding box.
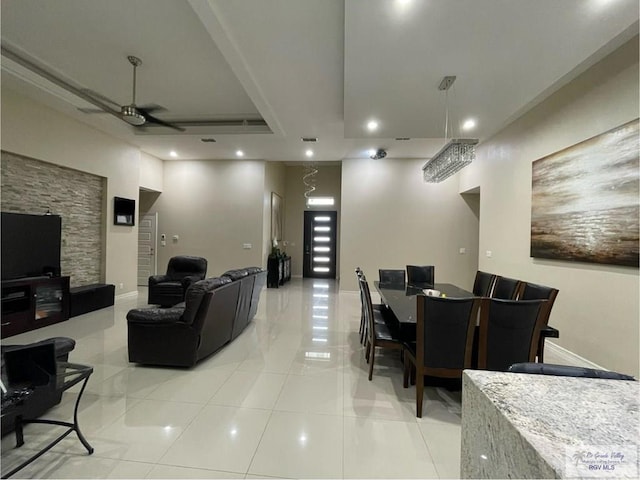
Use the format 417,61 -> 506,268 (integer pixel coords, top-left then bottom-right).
1,0 -> 638,161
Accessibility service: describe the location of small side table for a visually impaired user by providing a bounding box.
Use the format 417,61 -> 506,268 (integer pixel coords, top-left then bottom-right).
1,362 -> 94,479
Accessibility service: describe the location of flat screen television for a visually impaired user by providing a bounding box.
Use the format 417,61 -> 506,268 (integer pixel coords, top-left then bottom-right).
114,196 -> 135,226
1,212 -> 62,280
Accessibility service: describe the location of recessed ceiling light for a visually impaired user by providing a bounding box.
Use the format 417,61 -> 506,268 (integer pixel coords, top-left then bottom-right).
367,120 -> 379,132
305,149 -> 314,158
236,150 -> 244,157
462,119 -> 477,131
169,151 -> 178,158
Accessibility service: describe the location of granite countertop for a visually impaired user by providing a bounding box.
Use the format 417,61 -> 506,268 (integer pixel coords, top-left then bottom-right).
462,370 -> 639,478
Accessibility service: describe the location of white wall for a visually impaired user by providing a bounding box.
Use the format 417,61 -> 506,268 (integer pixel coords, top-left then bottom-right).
154,160 -> 265,276
340,158 -> 480,292
1,89 -> 141,294
139,151 -> 163,192
460,37 -> 639,376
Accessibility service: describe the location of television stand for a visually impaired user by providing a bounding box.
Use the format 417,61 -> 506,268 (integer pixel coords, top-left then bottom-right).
1,276 -> 70,339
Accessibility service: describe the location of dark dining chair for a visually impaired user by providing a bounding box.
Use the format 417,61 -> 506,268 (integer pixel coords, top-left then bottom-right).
478,298 -> 547,372
356,268 -> 387,345
472,270 -> 497,297
517,282 -> 559,362
403,295 -> 481,417
359,276 -> 403,381
406,265 -> 435,288
490,276 -> 522,300
378,269 -> 406,285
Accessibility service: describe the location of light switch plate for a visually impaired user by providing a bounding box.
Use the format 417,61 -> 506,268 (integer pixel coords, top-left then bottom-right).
486,250 -> 492,258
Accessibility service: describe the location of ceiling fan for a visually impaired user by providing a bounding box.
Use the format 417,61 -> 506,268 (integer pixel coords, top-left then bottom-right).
81,55 -> 184,132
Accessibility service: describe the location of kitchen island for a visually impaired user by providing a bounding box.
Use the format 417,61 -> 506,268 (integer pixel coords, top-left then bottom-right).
461,370 -> 638,478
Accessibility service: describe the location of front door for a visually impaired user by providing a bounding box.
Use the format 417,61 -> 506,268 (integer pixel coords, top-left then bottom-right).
137,213 -> 157,286
303,210 -> 337,278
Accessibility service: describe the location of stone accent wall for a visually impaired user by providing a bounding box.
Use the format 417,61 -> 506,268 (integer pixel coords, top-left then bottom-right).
1,151 -> 105,287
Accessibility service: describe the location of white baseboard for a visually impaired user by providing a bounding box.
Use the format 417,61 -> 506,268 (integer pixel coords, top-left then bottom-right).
545,341 -> 606,370
115,291 -> 138,302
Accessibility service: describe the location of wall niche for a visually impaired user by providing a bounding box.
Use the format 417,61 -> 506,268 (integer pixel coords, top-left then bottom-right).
1,150 -> 105,287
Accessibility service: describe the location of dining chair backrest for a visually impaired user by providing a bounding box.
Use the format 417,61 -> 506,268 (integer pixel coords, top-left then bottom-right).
491,276 -> 522,300
416,295 -> 481,374
356,269 -> 366,314
359,275 -> 375,344
406,265 -> 435,288
518,282 -> 559,326
378,269 -> 406,285
472,271 -> 497,297
478,298 -> 547,372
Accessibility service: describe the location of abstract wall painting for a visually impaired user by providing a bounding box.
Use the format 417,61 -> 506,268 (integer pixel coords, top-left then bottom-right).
531,119 -> 639,267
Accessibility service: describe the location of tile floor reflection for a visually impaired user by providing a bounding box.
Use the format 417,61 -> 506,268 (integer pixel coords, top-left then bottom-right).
2,279 -> 475,479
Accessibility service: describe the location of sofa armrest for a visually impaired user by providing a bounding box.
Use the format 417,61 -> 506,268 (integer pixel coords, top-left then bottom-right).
127,306 -> 185,325
149,274 -> 171,286
181,275 -> 201,291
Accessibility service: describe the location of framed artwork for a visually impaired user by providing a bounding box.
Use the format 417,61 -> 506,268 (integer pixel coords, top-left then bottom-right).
531,118 -> 639,267
271,192 -> 283,246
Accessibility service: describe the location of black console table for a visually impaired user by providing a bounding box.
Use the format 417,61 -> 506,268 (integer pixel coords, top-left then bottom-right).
267,255 -> 291,288
1,362 -> 94,478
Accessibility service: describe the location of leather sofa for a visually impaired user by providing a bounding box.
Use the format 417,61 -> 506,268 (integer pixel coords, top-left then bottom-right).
148,255 -> 208,307
128,267 -> 267,367
1,337 -> 76,435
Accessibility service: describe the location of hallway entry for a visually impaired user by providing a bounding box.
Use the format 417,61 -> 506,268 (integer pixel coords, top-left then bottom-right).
137,213 -> 157,286
303,210 -> 337,279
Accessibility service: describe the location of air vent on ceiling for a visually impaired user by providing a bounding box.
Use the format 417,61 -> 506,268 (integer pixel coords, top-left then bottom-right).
395,137 -> 411,141
201,138 -> 217,143
301,137 -> 318,142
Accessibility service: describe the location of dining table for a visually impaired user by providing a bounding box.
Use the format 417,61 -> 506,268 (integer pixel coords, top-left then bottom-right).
374,281 -> 559,361
374,281 -> 475,341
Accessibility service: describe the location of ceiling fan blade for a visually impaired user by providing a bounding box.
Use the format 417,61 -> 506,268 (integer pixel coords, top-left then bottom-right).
141,111 -> 185,132
137,104 -> 166,114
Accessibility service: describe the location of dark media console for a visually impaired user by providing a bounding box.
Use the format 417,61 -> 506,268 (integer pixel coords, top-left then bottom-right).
1,276 -> 70,338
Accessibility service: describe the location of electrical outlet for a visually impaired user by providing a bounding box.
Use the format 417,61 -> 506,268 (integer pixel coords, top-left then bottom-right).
119,283 -> 124,289
459,247 -> 466,254
243,243 -> 252,249
486,250 -> 492,258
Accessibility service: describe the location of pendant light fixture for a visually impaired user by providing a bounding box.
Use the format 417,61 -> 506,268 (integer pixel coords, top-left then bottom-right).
422,76 -> 478,183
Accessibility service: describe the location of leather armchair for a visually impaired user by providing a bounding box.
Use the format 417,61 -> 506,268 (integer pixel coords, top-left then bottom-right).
148,255 -> 207,306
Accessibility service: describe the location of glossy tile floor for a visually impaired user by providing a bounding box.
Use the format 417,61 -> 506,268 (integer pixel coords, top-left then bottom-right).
2,278 -> 510,479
